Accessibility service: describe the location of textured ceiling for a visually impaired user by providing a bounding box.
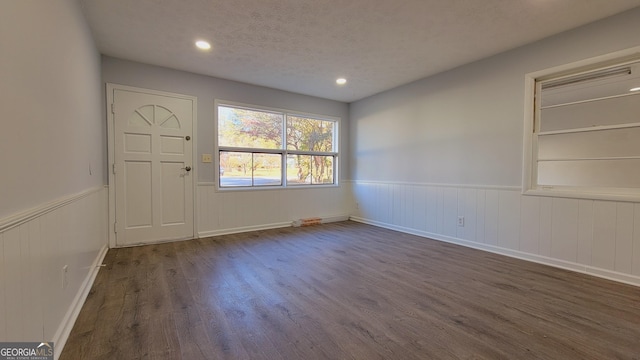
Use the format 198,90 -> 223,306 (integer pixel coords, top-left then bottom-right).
80,0 -> 640,102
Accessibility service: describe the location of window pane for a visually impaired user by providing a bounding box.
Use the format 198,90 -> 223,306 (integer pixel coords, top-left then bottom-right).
219,151 -> 282,187
220,151 -> 253,187
538,127 -> 640,160
287,155 -> 334,185
218,106 -> 283,149
537,159 -> 640,188
539,94 -> 640,132
287,116 -> 334,152
311,156 -> 334,184
287,155 -> 311,185
253,153 -> 282,186
540,62 -> 640,107
538,61 -> 640,132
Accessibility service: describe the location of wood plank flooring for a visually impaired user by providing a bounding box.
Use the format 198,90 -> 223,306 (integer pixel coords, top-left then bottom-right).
61,221 -> 640,359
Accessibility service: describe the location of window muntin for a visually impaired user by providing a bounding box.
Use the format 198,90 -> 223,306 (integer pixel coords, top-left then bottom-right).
217,103 -> 338,189
528,57 -> 640,197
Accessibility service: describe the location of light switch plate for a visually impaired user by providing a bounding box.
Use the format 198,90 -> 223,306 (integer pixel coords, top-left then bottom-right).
202,154 -> 213,163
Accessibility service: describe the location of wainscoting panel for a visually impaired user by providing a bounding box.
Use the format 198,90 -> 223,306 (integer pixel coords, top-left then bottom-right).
615,203 -> 634,274
0,232 -> 4,341
197,184 -> 354,237
475,189 -> 486,244
484,190 -> 499,247
351,180 -> 640,286
550,198 -> 579,263
539,197 -> 554,258
576,200 -> 594,266
0,187 -> 108,358
519,195 -> 540,255
592,201 -> 617,271
634,204 -> 640,276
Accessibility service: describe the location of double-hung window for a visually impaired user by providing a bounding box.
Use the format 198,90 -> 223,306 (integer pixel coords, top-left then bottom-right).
524,49 -> 640,200
216,102 -> 338,189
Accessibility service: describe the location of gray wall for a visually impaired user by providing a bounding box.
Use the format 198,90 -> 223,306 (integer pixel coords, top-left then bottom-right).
0,0 -> 104,219
101,57 -> 350,183
349,7 -> 640,187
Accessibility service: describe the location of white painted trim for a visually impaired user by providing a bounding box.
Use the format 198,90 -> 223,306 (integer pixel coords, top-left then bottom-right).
107,84 -> 116,249
191,95 -> 199,246
106,83 -> 198,248
113,235 -> 198,248
198,222 -> 293,238
53,244 -> 108,360
0,187 -> 105,233
216,184 -> 341,192
522,74 -> 536,194
293,214 -> 350,226
350,216 -> 640,288
197,182 -> 344,191
199,214 -> 349,238
200,180 -> 355,187
351,179 -> 521,192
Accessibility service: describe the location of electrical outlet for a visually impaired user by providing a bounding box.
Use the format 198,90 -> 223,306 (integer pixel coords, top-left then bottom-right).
457,216 -> 465,227
62,265 -> 69,289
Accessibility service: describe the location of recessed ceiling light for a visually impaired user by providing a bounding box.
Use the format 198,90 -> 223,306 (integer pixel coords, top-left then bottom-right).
195,40 -> 211,50
336,78 -> 347,85
630,86 -> 640,92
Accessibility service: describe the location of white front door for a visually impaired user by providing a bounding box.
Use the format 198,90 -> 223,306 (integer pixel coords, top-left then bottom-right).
111,86 -> 194,246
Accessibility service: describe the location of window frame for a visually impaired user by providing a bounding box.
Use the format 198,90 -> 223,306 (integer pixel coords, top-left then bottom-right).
522,46 -> 640,202
214,100 -> 339,191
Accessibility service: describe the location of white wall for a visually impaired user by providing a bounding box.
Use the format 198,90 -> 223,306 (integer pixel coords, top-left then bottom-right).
0,0 -> 105,219
0,1 -> 108,357
350,7 -> 640,286
102,58 -> 353,235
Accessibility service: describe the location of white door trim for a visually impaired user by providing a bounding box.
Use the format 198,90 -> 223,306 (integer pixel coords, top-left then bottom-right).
106,83 -> 198,248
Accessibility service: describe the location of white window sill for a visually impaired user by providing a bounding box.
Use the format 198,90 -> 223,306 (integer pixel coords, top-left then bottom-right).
523,188 -> 640,203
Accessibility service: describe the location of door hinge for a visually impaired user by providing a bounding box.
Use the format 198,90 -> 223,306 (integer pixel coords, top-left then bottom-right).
112,163 -> 116,174
111,103 -> 115,114
113,222 -> 118,234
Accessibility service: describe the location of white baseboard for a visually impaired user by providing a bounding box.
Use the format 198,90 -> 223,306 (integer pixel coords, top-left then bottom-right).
350,216 -> 640,288
198,222 -> 293,238
198,215 -> 351,238
53,244 -> 108,360
320,214 -> 350,224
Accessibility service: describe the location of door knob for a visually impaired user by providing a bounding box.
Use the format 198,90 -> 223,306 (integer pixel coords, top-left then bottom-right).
182,166 -> 191,172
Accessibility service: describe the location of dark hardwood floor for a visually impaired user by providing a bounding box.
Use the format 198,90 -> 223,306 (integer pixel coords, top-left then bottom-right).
61,221 -> 640,359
